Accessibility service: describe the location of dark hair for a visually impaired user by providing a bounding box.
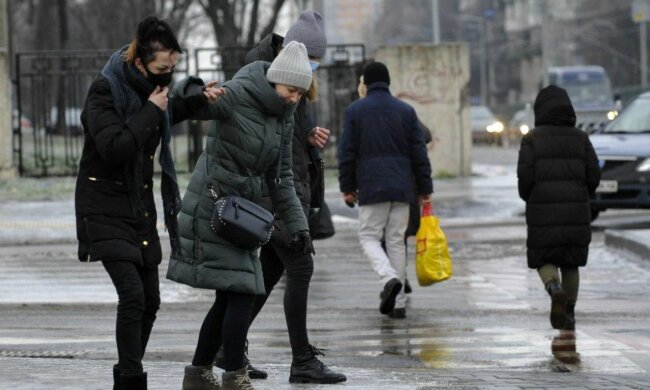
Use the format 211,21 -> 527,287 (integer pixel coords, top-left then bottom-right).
123,16 -> 182,64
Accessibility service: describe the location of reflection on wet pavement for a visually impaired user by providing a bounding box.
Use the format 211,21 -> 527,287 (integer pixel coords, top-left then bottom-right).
551,330 -> 581,371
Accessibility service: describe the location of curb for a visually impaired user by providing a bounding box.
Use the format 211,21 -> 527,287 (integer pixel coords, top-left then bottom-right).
604,229 -> 650,260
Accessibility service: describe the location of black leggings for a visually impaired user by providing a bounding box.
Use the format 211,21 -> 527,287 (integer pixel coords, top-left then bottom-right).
192,290 -> 256,371
250,241 -> 314,356
102,261 -> 161,376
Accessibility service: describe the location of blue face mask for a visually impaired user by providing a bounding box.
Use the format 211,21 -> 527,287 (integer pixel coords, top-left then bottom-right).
309,60 -> 320,72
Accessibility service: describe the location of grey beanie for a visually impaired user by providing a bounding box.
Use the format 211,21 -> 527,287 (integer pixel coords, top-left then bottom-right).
283,10 -> 327,58
267,41 -> 313,90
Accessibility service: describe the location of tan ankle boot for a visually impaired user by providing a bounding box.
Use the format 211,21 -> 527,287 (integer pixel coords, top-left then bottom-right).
222,366 -> 255,390
182,365 -> 221,390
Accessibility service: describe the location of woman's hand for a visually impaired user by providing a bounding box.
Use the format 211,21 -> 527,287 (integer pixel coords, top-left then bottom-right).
148,86 -> 169,111
203,81 -> 225,103
308,126 -> 330,149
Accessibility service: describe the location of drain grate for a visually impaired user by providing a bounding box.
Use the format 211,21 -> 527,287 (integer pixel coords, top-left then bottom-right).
0,350 -> 79,359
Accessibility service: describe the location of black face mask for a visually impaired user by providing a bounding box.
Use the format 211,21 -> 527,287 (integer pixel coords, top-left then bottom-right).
144,64 -> 173,87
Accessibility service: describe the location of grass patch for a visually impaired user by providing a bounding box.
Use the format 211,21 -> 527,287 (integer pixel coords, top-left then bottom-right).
0,176 -> 77,201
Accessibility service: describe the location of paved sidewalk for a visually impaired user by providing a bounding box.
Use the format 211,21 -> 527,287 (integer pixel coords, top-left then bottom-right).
2,357 -> 649,390
605,229 -> 650,260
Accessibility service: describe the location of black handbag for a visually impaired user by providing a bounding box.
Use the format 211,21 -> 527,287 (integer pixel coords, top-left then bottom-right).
209,190 -> 275,250
308,201 -> 335,240
206,126 -> 285,250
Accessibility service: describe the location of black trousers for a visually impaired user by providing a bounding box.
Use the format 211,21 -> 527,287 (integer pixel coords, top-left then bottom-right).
250,241 -> 314,357
102,261 -> 161,376
192,290 -> 256,371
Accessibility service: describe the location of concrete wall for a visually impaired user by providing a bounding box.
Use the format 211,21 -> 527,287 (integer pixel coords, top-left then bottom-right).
0,0 -> 14,178
376,43 -> 471,177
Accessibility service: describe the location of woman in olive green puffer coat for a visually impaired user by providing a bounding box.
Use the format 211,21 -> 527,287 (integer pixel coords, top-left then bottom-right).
168,42 -> 314,389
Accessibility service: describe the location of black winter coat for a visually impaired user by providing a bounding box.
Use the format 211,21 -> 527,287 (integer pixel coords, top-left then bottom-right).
75,76 -> 203,267
517,85 -> 601,269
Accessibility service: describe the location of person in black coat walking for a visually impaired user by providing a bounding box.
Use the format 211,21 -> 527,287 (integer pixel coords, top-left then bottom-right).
75,17 -> 222,390
517,85 -> 601,331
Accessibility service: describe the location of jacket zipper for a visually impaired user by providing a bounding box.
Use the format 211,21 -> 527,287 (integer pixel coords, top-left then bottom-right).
88,177 -> 124,185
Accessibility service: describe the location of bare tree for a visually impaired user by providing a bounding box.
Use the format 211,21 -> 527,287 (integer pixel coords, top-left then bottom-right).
196,0 -> 286,78
197,0 -> 285,47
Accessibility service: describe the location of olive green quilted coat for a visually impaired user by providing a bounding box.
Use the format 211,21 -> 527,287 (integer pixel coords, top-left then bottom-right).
166,61 -> 308,294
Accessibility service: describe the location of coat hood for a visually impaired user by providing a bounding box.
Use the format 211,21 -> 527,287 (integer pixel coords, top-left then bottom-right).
244,33 -> 283,64
228,60 -> 295,118
534,85 -> 576,127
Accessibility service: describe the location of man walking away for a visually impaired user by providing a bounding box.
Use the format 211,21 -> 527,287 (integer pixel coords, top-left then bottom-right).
338,62 -> 433,319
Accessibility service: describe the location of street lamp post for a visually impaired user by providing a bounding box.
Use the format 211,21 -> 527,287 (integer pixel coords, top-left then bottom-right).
432,0 -> 440,44
460,15 -> 488,106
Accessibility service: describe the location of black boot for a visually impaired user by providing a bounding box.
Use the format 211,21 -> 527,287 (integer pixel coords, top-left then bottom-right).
289,345 -> 347,384
379,278 -> 402,314
214,341 -> 267,379
120,372 -> 147,390
546,281 -> 566,330
564,301 -> 576,331
113,365 -> 121,390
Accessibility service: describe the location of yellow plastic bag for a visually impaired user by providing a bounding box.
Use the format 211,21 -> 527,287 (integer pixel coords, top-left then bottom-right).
415,203 -> 452,286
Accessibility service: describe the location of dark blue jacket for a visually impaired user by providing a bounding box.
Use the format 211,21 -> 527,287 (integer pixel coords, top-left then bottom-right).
338,82 -> 433,206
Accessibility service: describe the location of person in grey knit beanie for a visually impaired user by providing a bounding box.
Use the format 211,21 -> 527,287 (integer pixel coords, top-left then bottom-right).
283,10 -> 327,59
267,41 -> 313,91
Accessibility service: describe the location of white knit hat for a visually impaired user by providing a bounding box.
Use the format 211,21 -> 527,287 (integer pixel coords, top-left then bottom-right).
266,41 -> 312,91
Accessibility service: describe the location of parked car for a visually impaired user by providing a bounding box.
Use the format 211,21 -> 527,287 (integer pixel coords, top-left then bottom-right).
470,105 -> 503,144
508,103 -> 535,138
589,90 -> 650,220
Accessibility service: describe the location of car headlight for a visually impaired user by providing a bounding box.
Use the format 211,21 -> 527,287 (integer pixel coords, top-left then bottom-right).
607,110 -> 618,121
486,121 -> 504,133
637,158 -> 650,172
520,124 -> 530,135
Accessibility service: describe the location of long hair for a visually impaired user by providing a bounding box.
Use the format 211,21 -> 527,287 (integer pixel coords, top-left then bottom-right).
306,76 -> 319,102
122,16 -> 182,64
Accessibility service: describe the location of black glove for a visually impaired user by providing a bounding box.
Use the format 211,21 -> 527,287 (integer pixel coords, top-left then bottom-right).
290,231 -> 315,255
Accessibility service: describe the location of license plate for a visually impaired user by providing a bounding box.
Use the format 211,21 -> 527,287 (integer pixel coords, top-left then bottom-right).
596,180 -> 618,193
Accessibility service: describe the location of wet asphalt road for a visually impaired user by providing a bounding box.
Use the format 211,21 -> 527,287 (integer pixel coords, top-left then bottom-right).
1,146 -> 650,389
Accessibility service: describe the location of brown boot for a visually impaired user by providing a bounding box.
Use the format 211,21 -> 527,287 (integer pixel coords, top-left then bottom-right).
222,366 -> 255,390
182,365 -> 221,390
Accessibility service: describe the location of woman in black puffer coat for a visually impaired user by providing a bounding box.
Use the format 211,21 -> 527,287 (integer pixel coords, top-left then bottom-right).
75,17 -> 222,389
517,85 -> 601,332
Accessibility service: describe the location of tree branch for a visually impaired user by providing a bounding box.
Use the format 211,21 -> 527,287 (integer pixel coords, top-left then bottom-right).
247,0 -> 260,46
259,0 -> 285,39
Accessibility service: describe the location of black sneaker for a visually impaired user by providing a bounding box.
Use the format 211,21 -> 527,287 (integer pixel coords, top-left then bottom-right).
379,278 -> 402,314
387,308 -> 406,319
